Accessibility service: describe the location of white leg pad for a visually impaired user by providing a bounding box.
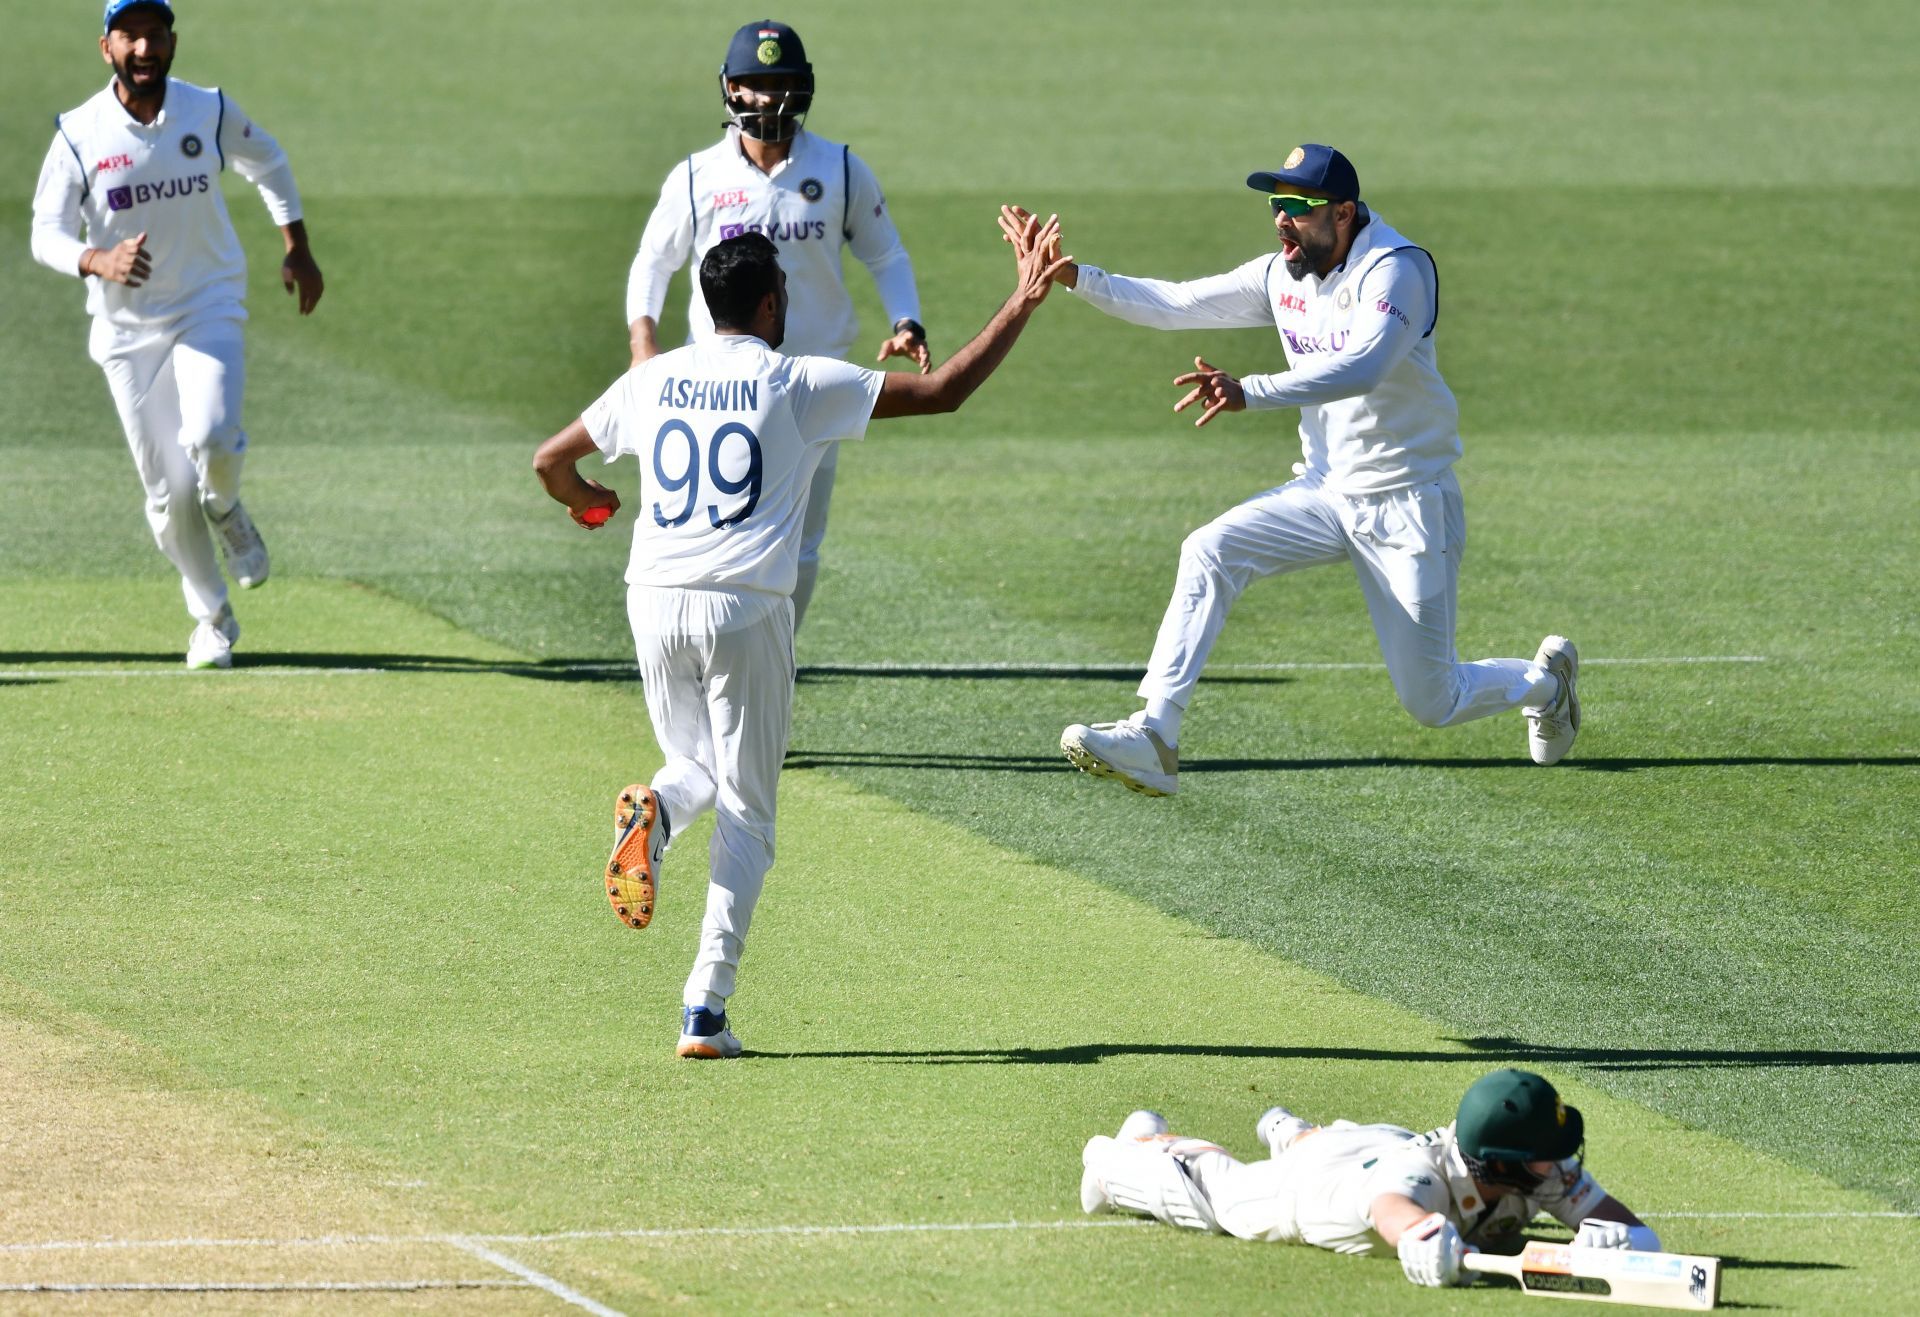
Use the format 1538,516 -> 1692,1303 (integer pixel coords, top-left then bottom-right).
1081,1135 -> 1221,1233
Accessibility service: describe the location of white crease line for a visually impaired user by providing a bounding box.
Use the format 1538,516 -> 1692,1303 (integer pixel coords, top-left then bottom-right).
0,1280 -> 526,1294
0,656 -> 1768,681
6,1211 -> 1915,1260
450,1236 -> 625,1317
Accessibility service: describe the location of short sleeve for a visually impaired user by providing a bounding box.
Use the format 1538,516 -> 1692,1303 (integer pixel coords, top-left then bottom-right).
580,372 -> 639,459
1533,1161 -> 1610,1228
787,356 -> 885,446
1358,1151 -> 1453,1224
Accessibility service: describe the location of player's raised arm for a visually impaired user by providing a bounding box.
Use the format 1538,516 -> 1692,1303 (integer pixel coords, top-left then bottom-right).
869,210 -> 1069,420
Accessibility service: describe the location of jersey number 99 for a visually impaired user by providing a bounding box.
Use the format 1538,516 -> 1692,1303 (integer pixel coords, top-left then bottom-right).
652,419 -> 763,529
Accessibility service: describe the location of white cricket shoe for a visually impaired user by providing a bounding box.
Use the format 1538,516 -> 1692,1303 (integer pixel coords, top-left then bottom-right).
1256,1105 -> 1311,1156
1524,635 -> 1581,766
676,1006 -> 742,1060
1081,1111 -> 1171,1212
207,500 -> 269,589
1061,715 -> 1179,796
185,611 -> 234,670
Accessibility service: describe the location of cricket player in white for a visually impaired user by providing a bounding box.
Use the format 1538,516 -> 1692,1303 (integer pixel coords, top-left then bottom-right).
29,0 -> 324,670
536,215 -> 1068,1058
1022,145 -> 1578,796
1082,1068 -> 1660,1288
625,19 -> 929,631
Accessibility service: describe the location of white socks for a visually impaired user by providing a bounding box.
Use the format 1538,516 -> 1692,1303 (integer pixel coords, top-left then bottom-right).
1139,698 -> 1184,748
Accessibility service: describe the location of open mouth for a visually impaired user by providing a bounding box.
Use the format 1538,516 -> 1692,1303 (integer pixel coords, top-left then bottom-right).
1280,238 -> 1302,260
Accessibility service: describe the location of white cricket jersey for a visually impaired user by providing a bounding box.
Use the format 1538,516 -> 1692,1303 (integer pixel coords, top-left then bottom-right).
625,128 -> 919,359
582,335 -> 884,596
1071,212 -> 1460,495
1286,1121 -> 1608,1256
31,79 -> 301,337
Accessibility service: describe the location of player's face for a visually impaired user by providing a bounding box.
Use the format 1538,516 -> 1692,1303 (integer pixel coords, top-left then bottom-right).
100,11 -> 176,99
1272,188 -> 1348,279
726,73 -> 808,108
1474,1159 -> 1560,1200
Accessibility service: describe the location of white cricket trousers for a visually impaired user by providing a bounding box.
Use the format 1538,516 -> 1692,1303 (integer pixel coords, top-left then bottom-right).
791,444 -> 837,630
90,311 -> 248,625
627,585 -> 796,1014
1139,471 -> 1555,726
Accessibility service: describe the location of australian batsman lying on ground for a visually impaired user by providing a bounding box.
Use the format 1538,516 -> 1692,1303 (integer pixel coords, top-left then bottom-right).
533,214 -> 1069,1059
1080,1068 -> 1659,1289
29,0 -> 324,671
1014,142 -> 1578,798
625,19 -> 929,631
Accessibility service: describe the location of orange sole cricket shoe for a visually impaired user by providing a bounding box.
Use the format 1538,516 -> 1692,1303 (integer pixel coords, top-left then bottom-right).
606,784 -> 666,929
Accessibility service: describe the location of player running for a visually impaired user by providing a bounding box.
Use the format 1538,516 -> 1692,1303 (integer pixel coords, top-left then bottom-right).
625,19 -> 929,630
1016,144 -> 1577,796
1080,1068 -> 1660,1288
29,0 -> 324,670
535,213 -> 1068,1059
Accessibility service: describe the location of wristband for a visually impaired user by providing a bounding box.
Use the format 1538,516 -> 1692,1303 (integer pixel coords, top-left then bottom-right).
891,317 -> 925,341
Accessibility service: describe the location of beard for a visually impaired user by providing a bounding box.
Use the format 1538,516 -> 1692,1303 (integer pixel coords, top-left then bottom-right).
113,48 -> 173,99
1283,228 -> 1337,280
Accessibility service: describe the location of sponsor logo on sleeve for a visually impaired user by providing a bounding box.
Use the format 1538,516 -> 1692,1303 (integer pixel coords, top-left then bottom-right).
1376,299 -> 1409,327
181,133 -> 203,158
798,177 -> 823,202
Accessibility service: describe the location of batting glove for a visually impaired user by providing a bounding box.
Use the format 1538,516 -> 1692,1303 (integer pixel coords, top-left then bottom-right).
1574,1218 -> 1633,1250
1398,1212 -> 1472,1287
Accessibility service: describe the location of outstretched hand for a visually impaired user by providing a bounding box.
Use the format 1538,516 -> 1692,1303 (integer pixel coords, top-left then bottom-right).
874,325 -> 932,373
1000,205 -> 1077,288
996,208 -> 1073,309
1171,356 -> 1245,427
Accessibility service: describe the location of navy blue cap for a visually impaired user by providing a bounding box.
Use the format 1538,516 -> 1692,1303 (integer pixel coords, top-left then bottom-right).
722,20 -> 811,80
1247,144 -> 1360,202
104,0 -> 173,32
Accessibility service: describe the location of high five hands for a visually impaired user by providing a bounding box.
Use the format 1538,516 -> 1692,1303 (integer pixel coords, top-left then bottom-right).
1172,356 -> 1245,427
996,207 -> 1073,309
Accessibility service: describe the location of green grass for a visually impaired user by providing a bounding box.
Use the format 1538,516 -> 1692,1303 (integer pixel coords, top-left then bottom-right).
3,0 -> 1918,1311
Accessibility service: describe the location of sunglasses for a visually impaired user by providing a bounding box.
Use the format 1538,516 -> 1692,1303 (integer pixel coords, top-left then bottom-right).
1267,194 -> 1335,218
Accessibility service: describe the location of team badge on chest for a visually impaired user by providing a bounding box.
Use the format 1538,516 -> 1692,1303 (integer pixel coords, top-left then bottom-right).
182,133 -> 203,158
1336,286 -> 1353,311
798,177 -> 824,202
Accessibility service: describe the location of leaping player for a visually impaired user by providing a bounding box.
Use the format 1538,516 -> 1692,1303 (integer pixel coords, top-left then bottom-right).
1080,1068 -> 1661,1289
536,213 -> 1067,1059
30,0 -> 324,669
625,19 -> 930,631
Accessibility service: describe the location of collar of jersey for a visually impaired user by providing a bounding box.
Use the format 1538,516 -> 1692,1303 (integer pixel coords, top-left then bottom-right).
105,77 -> 170,128
728,126 -> 807,176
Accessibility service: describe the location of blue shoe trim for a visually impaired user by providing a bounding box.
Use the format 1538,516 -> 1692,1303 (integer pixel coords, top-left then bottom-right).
682,1006 -> 727,1037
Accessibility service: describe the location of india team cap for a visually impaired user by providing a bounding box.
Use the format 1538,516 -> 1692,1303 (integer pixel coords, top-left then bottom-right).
1454,1068 -> 1585,1163
104,0 -> 174,32
722,19 -> 812,80
1246,144 -> 1361,202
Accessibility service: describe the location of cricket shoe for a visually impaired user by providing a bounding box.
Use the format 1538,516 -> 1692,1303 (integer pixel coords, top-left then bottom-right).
1080,1110 -> 1172,1212
606,784 -> 668,929
1524,635 -> 1581,766
185,604 -> 240,670
1061,714 -> 1179,796
676,1006 -> 742,1060
207,500 -> 269,589
1256,1105 -> 1312,1156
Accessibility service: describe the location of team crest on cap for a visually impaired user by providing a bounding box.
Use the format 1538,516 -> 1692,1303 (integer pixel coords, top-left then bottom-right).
1555,1099 -> 1568,1126
799,178 -> 824,202
1284,146 -> 1306,169
181,133 -> 202,158
757,38 -> 781,65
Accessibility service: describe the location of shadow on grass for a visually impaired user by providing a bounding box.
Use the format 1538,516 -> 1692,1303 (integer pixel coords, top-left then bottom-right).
784,748 -> 1920,773
797,664 -> 1289,686
0,651 -> 639,682
750,1036 -> 1920,1070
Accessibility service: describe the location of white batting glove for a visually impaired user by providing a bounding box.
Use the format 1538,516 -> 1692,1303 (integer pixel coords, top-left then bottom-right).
1398,1212 -> 1471,1287
1574,1218 -> 1633,1250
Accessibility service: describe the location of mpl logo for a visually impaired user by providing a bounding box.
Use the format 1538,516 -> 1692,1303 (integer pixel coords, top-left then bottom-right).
1276,293 -> 1307,315
712,188 -> 750,210
107,185 -> 133,212
95,153 -> 134,175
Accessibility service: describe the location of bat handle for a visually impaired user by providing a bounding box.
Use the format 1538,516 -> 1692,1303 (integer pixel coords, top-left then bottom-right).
1461,1252 -> 1523,1280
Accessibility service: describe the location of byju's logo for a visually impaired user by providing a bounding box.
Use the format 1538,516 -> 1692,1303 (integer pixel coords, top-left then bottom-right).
717,220 -> 827,243
719,222 -> 746,240
107,186 -> 133,211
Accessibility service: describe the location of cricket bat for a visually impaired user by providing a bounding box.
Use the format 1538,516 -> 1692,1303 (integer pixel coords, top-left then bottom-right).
1464,1242 -> 1721,1310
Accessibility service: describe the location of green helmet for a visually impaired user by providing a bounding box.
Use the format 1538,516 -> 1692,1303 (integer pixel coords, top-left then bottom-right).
1456,1068 -> 1584,1164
